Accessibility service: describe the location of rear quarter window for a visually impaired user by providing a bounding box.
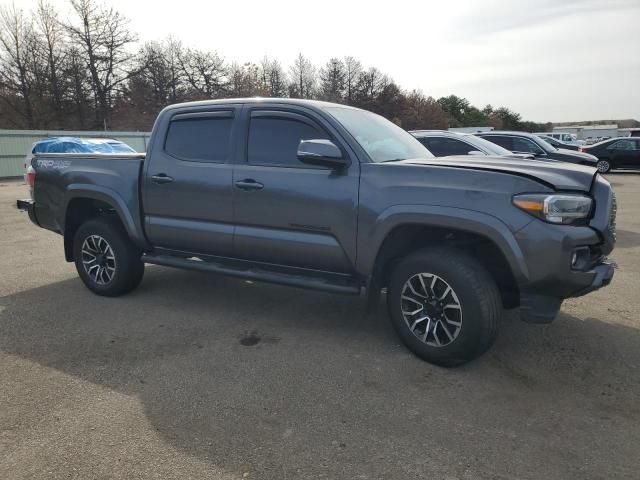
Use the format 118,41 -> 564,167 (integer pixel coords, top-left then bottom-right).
165,113 -> 233,162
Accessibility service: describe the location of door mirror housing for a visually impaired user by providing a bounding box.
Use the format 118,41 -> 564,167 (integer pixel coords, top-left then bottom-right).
467,150 -> 485,156
297,139 -> 348,168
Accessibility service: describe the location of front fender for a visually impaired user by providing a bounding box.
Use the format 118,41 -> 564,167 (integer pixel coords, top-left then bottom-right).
358,204 -> 529,283
62,184 -> 147,249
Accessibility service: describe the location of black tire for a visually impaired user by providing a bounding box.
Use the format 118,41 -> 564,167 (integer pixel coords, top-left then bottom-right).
387,247 -> 501,367
73,217 -> 144,297
596,159 -> 611,173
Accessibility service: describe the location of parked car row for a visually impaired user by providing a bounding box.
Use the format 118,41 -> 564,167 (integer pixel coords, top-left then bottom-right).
409,129 -> 639,173
410,130 -> 598,166
579,137 -> 640,173
410,131 -> 533,160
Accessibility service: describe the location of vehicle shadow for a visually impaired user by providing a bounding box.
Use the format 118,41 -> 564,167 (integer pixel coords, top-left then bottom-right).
615,229 -> 640,249
1,267 -> 640,479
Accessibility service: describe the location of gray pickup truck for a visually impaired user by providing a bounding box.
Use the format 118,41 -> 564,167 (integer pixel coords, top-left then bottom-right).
18,98 -> 616,366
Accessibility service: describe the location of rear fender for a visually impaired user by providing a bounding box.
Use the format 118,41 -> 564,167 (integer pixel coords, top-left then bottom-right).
62,184 -> 147,253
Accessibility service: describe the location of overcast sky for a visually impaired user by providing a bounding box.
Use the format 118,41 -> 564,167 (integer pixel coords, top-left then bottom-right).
6,0 -> 640,122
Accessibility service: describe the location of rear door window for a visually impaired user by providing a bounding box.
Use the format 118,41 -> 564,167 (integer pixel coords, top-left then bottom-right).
165,111 -> 233,162
608,139 -> 636,151
482,135 -> 513,150
513,137 -> 544,154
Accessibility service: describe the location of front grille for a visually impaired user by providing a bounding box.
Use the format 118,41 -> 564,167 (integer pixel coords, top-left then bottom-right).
608,193 -> 617,241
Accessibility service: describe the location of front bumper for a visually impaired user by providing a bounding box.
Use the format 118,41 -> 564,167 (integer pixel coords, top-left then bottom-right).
519,259 -> 615,324
570,261 -> 615,297
17,198 -> 39,227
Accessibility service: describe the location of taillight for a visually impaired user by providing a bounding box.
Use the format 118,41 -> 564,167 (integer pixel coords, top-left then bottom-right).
27,166 -> 36,188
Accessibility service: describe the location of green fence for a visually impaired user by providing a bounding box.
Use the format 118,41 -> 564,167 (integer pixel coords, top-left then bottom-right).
0,129 -> 151,178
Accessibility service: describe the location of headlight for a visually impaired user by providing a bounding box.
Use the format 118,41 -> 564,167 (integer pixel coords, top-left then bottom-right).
513,193 -> 592,225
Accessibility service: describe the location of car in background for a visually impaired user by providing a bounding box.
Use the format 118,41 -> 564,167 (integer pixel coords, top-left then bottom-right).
536,135 -> 579,151
579,137 -> 640,173
535,131 -> 582,145
476,131 -> 598,166
24,137 -> 137,195
410,130 -> 533,159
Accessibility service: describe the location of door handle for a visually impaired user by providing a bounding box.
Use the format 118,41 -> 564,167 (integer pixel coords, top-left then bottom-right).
151,173 -> 174,184
235,179 -> 264,191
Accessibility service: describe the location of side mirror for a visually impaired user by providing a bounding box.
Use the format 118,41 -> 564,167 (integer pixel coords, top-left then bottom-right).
297,139 -> 348,168
467,150 -> 485,156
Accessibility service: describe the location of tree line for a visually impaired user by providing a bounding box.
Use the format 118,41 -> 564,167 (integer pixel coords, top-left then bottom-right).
0,0 -> 552,133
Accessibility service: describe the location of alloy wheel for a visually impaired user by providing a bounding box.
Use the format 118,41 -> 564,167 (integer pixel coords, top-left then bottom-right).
81,234 -> 117,285
597,160 -> 610,173
400,273 -> 463,347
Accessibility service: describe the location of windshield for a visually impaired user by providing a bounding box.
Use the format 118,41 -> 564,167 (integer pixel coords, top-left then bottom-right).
538,135 -> 559,146
325,107 -> 433,162
461,134 -> 514,156
535,136 -> 557,153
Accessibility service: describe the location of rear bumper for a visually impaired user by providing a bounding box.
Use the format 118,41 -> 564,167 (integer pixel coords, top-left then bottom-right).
17,199 -> 39,227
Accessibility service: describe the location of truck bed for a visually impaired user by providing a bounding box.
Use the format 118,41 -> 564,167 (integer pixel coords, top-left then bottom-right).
30,152 -> 146,241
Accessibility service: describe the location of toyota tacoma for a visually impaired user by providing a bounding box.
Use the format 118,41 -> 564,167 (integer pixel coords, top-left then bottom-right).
17,99 -> 617,366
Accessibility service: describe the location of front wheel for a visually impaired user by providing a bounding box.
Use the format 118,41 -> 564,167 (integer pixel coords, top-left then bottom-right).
596,159 -> 611,173
387,248 -> 501,367
73,218 -> 144,297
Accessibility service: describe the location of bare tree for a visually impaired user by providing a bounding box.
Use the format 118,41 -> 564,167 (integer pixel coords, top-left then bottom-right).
355,67 -> 388,103
343,56 -> 361,104
0,5 -> 548,134
319,57 -> 346,102
259,57 -> 286,97
35,0 -> 66,125
136,41 -> 175,106
0,4 -> 38,127
164,37 -> 184,103
228,62 -> 260,97
288,53 -> 315,99
179,47 -> 227,98
64,46 -> 91,128
65,0 -> 139,128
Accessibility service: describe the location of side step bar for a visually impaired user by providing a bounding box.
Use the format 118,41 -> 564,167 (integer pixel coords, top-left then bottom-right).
142,254 -> 362,295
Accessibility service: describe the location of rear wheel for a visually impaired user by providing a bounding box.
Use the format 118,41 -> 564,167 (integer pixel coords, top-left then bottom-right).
387,248 -> 501,367
596,159 -> 611,173
73,218 -> 144,296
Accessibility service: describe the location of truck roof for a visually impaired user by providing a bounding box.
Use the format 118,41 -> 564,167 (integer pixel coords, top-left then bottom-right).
160,97 -> 362,113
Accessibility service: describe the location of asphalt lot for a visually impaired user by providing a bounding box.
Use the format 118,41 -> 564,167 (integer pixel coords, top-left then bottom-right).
1,175 -> 639,480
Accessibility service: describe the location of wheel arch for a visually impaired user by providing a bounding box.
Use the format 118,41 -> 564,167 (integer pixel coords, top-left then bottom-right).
62,185 -> 146,261
363,206 -> 529,308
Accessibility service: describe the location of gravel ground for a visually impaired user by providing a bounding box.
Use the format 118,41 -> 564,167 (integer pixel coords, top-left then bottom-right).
1,175 -> 639,480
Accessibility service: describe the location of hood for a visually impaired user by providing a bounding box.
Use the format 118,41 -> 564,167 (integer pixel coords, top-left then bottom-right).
556,148 -> 598,163
396,156 -> 597,191
506,153 -> 535,160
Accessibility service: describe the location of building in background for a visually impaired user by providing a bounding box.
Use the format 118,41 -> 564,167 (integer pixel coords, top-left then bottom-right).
553,124 -> 619,141
618,128 -> 640,137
